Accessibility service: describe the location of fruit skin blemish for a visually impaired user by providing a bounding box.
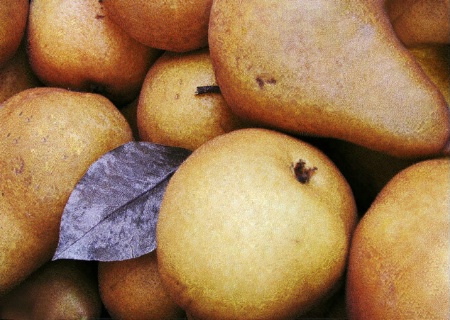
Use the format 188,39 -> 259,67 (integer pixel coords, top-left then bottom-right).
293,159 -> 317,184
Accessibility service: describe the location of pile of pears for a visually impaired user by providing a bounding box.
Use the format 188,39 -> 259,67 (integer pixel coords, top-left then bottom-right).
0,0 -> 449,319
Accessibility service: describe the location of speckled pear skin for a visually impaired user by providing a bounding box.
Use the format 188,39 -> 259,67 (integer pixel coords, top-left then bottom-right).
0,87 -> 133,295
209,0 -> 450,158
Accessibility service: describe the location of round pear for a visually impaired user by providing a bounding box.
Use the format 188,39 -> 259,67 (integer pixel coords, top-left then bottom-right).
157,128 -> 357,319
387,0 -> 450,47
137,48 -> 247,151
0,260 -> 102,319
103,0 -> 212,52
98,251 -> 185,320
27,0 -> 161,106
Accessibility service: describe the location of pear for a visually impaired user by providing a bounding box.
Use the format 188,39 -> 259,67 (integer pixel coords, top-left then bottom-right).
386,0 -> 450,47
27,0 -> 161,106
103,0 -> 212,52
157,128 -> 357,319
208,0 -> 450,158
98,251 -> 185,320
346,158 -> 450,319
0,0 -> 28,68
0,87 -> 133,294
137,48 -> 248,151
317,44 -> 449,213
0,260 -> 102,319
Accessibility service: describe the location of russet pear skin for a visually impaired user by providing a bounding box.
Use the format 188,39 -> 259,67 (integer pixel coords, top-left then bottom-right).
137,48 -> 248,151
209,0 -> 450,158
27,0 -> 161,106
346,158 -> 450,319
98,252 -> 185,320
410,45 -> 450,104
0,87 -> 133,295
157,128 -> 357,319
103,0 -> 212,52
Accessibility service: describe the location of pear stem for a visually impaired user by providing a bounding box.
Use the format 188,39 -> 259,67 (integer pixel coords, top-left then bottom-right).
195,86 -> 221,95
293,160 -> 317,184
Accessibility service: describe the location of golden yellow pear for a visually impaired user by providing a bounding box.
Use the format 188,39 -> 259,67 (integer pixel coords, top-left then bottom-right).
27,0 -> 161,106
209,0 -> 450,158
137,48 -> 247,151
98,251 -> 185,320
103,0 -> 212,52
346,158 -> 450,319
0,0 -> 28,68
387,0 -> 450,47
0,260 -> 102,319
0,41 -> 42,104
0,87 -> 133,294
157,128 -> 357,319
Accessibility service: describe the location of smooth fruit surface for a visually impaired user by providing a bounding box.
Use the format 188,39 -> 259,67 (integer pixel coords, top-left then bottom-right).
208,0 -> 450,158
137,48 -> 247,151
157,128 -> 357,319
346,158 -> 450,319
98,251 -> 185,320
103,0 -> 212,52
410,44 -> 450,104
27,0 -> 160,106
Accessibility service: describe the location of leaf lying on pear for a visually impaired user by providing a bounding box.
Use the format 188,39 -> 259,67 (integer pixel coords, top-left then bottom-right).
52,141 -> 191,262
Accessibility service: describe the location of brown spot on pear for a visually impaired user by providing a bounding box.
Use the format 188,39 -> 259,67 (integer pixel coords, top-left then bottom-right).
157,128 -> 357,319
209,0 -> 450,158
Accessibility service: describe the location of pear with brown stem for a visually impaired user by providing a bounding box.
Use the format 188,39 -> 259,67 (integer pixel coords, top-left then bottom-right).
209,0 -> 450,158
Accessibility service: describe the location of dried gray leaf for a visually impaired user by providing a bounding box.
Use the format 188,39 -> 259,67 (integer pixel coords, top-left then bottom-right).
52,141 -> 191,262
